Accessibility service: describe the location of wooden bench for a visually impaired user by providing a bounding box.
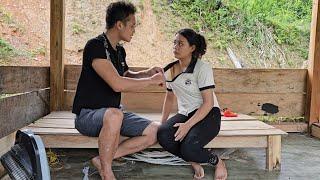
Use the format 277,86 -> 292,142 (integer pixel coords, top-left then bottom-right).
24,111 -> 287,171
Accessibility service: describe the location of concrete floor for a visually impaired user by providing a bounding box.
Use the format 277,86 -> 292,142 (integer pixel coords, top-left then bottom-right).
49,133 -> 320,180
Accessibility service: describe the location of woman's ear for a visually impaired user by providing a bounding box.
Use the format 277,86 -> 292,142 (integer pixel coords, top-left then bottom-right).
191,45 -> 196,52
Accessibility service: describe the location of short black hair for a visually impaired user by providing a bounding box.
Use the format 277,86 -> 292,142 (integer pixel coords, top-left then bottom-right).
177,29 -> 207,59
105,1 -> 136,29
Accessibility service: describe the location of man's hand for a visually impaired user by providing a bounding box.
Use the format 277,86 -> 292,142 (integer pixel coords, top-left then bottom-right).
150,72 -> 165,87
147,67 -> 164,76
173,122 -> 192,142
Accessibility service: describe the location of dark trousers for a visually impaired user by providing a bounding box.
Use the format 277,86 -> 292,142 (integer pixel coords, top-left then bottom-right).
157,107 -> 221,165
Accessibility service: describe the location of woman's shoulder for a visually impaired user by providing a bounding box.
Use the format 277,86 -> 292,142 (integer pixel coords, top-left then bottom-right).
195,60 -> 213,71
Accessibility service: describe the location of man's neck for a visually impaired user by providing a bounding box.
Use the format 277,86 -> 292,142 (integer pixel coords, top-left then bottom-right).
105,29 -> 120,50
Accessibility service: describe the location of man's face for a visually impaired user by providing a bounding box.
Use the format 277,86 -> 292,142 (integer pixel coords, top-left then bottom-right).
119,14 -> 136,42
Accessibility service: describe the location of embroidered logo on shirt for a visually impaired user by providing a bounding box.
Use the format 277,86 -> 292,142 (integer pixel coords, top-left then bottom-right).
185,79 -> 192,85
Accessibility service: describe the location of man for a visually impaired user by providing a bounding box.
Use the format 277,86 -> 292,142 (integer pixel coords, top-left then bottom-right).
72,1 -> 165,179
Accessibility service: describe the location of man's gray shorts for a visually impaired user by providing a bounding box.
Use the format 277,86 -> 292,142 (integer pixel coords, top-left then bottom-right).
75,108 -> 152,137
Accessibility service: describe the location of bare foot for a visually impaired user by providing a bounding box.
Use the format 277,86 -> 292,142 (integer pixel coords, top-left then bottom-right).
92,156 -> 101,174
214,158 -> 227,180
191,162 -> 205,179
101,168 -> 116,180
92,156 -> 117,180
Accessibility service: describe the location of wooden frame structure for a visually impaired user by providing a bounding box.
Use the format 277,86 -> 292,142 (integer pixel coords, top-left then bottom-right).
48,0 -> 320,129
307,0 -> 320,137
0,0 -> 319,176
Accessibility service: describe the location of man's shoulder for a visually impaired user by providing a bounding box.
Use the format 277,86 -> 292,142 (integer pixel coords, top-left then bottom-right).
85,34 -> 104,49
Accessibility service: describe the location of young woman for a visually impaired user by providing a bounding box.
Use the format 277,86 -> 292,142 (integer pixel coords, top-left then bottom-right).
157,29 -> 227,180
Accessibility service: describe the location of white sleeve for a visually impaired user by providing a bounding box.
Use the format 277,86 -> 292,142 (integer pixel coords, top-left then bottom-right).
166,82 -> 172,91
197,64 -> 215,91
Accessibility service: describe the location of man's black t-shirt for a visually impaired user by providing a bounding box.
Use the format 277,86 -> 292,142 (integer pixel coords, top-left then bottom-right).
72,33 -> 129,115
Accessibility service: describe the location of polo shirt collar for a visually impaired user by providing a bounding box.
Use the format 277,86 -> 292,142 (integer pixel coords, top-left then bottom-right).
102,32 -> 120,52
164,57 -> 197,73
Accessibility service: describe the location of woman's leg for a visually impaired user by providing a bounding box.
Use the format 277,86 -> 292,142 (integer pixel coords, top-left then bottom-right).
180,107 -> 227,179
157,113 -> 188,157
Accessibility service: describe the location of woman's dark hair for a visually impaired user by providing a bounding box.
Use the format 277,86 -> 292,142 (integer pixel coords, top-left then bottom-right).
177,28 -> 207,59
105,1 -> 136,29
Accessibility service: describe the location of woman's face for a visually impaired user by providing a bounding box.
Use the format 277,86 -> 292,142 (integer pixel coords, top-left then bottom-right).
173,34 -> 195,60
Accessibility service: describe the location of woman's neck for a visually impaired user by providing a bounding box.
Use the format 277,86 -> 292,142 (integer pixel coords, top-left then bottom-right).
179,56 -> 192,71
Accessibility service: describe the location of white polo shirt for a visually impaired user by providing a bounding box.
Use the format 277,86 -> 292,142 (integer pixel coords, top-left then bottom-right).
164,58 -> 219,116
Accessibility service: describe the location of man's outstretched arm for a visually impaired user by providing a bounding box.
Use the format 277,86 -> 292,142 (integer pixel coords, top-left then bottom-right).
92,58 -> 164,92
124,67 -> 163,78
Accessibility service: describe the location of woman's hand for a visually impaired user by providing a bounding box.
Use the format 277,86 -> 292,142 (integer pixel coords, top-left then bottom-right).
173,122 -> 192,141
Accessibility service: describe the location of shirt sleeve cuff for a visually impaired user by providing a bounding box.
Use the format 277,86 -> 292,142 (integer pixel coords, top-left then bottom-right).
199,85 -> 215,91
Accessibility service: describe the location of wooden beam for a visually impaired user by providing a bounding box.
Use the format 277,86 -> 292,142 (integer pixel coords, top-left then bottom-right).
50,0 -> 65,111
311,123 -> 320,138
307,0 -> 320,125
266,135 -> 281,171
65,65 -> 307,94
0,89 -> 50,139
64,90 -> 305,116
0,66 -> 49,94
33,135 -> 268,149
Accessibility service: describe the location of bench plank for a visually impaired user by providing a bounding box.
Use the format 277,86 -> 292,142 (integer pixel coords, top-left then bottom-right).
22,111 -> 287,171
41,111 -> 257,121
24,126 -> 286,136
29,120 -> 276,131
32,134 -> 268,149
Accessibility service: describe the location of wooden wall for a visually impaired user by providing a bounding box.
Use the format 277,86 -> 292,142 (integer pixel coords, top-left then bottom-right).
64,65 -> 307,117
0,65 -> 308,139
0,67 -> 50,139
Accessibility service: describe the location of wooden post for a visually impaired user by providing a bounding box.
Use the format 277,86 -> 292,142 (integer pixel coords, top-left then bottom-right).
50,0 -> 65,111
266,135 -> 281,171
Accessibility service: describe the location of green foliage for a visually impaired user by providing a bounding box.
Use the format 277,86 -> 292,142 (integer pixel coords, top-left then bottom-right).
0,6 -> 14,24
258,115 -> 305,123
0,38 -> 16,59
72,22 -> 86,35
30,46 -> 46,57
170,0 -> 312,59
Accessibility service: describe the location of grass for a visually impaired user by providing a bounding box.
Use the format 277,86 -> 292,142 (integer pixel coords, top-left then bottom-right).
258,115 -> 306,123
166,0 -> 312,67
30,46 -> 46,57
0,38 -> 16,59
0,6 -> 14,24
72,22 -> 86,35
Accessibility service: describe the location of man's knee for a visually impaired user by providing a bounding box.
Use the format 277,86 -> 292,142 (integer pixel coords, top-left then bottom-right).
102,108 -> 123,132
143,122 -> 159,146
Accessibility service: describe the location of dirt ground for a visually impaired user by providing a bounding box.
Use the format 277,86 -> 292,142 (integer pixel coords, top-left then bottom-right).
0,0 -> 306,68
0,0 -> 175,67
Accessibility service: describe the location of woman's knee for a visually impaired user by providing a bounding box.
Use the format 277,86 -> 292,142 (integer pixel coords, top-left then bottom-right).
157,124 -> 171,143
157,125 -> 174,148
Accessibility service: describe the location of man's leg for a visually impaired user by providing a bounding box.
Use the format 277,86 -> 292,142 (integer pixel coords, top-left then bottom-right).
92,112 -> 159,172
114,121 -> 159,158
97,108 -> 123,180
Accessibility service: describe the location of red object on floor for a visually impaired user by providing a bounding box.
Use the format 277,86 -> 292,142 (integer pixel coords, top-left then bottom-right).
222,108 -> 238,117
